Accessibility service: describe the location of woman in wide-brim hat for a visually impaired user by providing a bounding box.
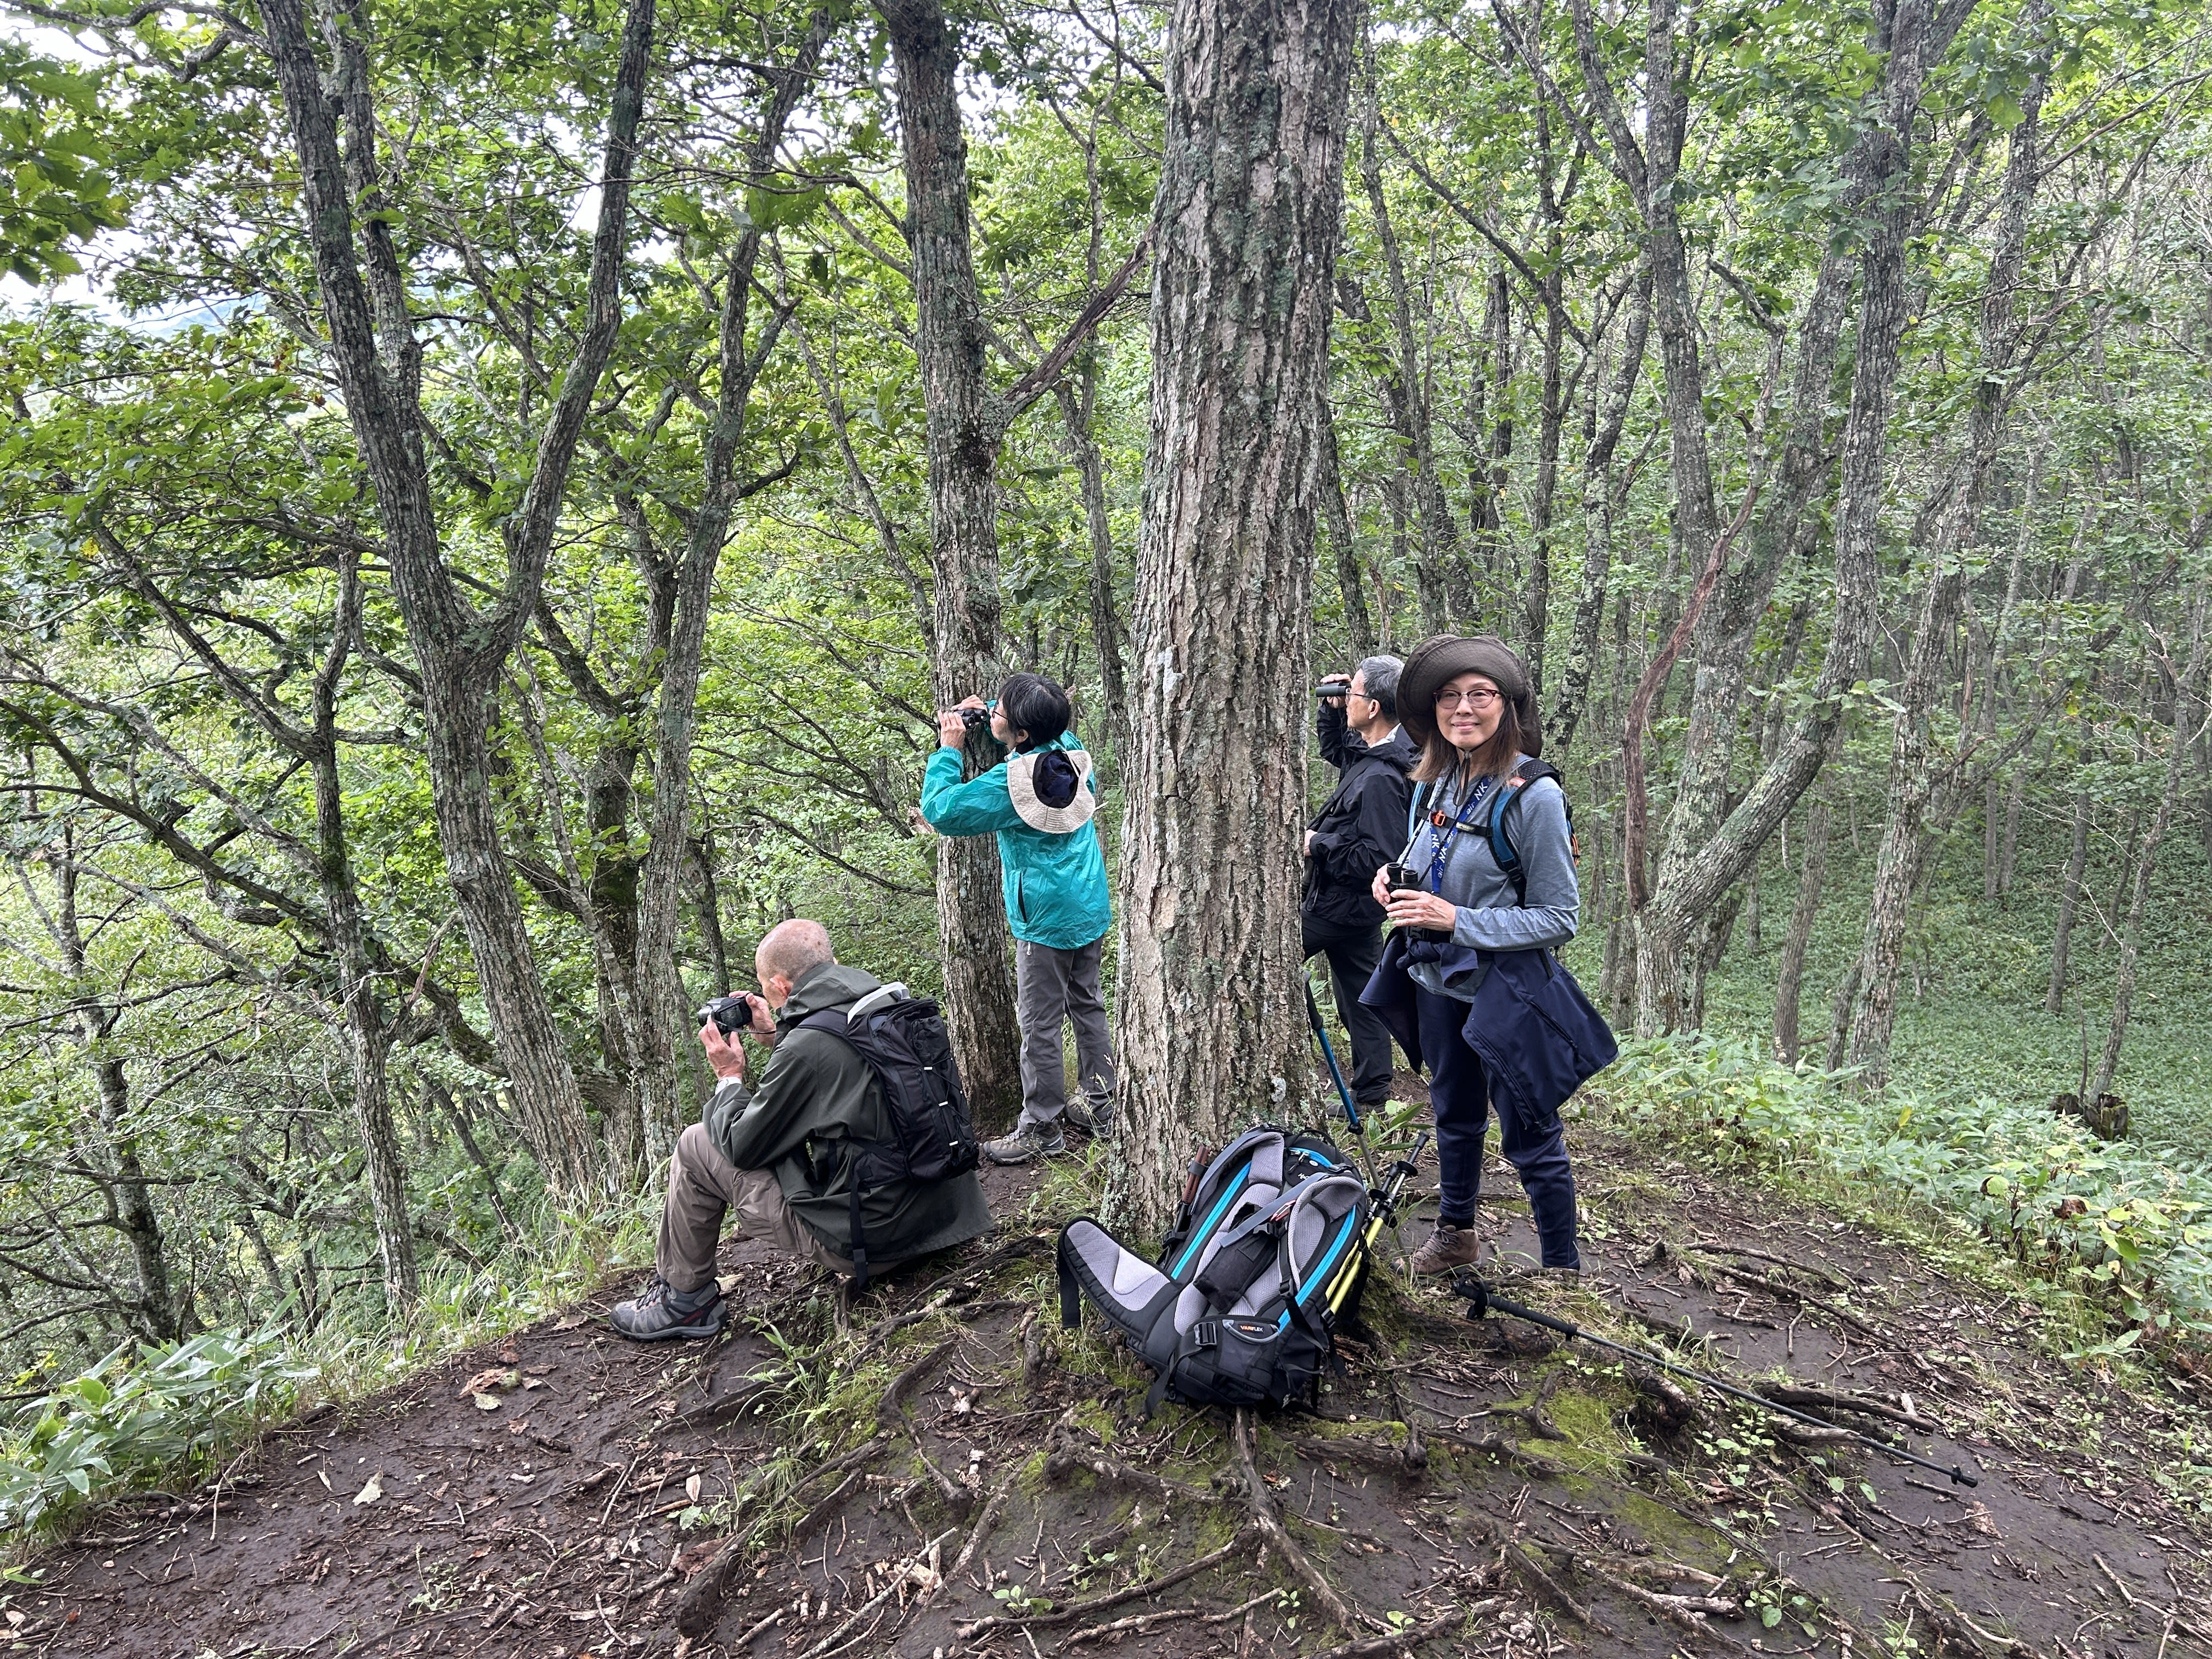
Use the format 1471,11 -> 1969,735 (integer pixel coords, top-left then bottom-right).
1370,634 -> 1585,1274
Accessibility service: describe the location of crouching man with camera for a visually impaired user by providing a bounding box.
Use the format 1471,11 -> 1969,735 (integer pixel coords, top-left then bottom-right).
610,918 -> 992,1341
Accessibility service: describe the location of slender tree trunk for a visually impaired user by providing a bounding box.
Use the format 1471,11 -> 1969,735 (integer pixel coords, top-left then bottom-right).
883,0 -> 1024,1119
2091,591 -> 2209,1100
2047,785 -> 2091,1014
1610,0 -> 1982,1035
629,19 -> 828,1171
1358,74 -> 1467,631
1319,401 -> 1378,660
1844,573 -> 1967,1087
1111,0 -> 1358,1233
1773,769 -> 1837,1064
1054,374 -> 1134,771
1549,266 -> 1649,759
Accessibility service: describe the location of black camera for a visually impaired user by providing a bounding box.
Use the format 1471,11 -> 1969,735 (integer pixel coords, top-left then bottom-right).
697,993 -> 762,1037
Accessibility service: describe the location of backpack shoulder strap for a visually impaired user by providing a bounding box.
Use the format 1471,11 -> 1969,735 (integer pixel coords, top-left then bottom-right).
1406,781 -> 1429,843
1486,761 -> 1566,906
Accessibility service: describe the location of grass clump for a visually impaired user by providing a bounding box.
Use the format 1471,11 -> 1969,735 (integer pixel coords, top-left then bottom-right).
1600,1032 -> 2212,1355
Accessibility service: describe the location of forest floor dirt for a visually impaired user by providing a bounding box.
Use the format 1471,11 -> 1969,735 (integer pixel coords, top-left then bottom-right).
14,1088 -> 2212,1659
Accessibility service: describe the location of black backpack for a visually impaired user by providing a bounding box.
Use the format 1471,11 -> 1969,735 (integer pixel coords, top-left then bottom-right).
1057,1127 -> 1373,1414
798,986 -> 980,1288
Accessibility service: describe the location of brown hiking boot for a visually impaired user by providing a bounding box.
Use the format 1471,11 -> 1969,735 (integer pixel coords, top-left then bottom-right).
1409,1222 -> 1483,1275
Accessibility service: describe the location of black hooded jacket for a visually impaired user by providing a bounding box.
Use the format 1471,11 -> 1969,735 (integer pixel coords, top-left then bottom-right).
1302,702 -> 1418,932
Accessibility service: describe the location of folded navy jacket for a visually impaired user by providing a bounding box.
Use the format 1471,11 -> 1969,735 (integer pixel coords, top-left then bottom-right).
1360,930 -> 1618,1130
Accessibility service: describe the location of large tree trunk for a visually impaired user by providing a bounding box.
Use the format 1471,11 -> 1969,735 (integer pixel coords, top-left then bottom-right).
2090,589 -> 2209,1102
1110,0 -> 1358,1233
257,0 -> 656,1197
882,0 -> 1024,1121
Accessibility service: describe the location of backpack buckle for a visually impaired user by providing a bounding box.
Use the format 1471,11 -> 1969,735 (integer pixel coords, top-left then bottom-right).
1189,1321 -> 1221,1350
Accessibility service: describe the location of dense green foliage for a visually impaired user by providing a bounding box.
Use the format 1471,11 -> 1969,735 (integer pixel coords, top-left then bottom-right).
2,0 -> 2210,1539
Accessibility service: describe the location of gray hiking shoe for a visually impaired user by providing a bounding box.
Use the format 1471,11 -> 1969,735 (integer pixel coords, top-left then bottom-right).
1062,1094 -> 1115,1137
608,1275 -> 725,1342
983,1123 -> 1068,1165
1409,1222 -> 1483,1276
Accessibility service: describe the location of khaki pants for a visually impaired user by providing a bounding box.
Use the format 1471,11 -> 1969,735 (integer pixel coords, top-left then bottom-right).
657,1123 -> 851,1290
1014,936 -> 1115,1133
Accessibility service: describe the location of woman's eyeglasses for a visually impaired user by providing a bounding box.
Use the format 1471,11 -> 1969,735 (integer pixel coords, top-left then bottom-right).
1435,687 -> 1502,710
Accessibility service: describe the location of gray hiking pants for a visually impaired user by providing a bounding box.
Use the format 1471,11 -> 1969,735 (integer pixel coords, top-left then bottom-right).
656,1123 -> 851,1290
1015,936 -> 1115,1133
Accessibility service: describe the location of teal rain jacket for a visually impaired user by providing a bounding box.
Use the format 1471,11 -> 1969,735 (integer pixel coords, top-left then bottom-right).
921,731 -> 1112,950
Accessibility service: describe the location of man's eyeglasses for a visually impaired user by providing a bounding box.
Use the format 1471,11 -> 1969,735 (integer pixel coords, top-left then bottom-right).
1435,686 -> 1502,710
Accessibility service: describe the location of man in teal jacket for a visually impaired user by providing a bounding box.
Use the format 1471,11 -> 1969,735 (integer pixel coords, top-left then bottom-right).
922,672 -> 1114,1164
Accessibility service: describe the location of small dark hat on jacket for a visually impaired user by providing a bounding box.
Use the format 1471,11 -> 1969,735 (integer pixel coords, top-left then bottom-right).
1397,633 -> 1544,757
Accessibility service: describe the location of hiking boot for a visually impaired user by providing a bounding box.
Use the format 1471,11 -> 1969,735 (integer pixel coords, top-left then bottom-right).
1063,1094 -> 1115,1138
608,1275 -> 725,1342
1409,1222 -> 1483,1276
983,1123 -> 1068,1165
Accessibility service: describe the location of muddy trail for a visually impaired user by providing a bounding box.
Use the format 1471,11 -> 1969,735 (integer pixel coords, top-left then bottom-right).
15,1105 -> 2212,1659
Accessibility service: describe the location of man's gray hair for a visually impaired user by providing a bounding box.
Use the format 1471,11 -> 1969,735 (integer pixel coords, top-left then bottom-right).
1357,654 -> 1404,720
757,918 -> 836,985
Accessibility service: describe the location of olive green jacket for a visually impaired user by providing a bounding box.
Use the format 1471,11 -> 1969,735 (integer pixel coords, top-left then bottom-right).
704,962 -> 991,1263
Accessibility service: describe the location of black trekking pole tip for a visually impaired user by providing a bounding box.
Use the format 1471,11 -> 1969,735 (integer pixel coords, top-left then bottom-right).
1949,1465 -> 1979,1488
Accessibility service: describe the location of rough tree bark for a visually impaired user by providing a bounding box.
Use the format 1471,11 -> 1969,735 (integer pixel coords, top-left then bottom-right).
1111,0 -> 1359,1232
257,0 -> 658,1197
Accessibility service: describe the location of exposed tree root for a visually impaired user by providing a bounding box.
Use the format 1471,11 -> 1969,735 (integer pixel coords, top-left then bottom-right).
1579,1557 -> 1752,1652
1685,1238 -> 1855,1291
1052,1588 -> 1285,1652
1233,1407 -> 1362,1632
793,1526 -> 957,1659
670,1430 -> 890,1637
1301,1604 -> 1500,1658
877,1334 -> 958,1428
954,1526 -> 1259,1640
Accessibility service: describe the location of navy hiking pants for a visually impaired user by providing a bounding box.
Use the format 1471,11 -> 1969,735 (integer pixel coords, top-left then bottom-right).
1413,986 -> 1581,1269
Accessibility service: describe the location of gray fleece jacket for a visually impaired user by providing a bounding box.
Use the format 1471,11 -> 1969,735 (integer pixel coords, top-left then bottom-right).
1397,754 -> 1580,1001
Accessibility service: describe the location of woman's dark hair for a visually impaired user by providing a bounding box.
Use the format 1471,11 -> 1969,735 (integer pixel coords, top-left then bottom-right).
1412,692 -> 1524,787
997,672 -> 1073,752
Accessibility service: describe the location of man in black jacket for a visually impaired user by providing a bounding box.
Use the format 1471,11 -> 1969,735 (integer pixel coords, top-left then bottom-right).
1304,655 -> 1416,1114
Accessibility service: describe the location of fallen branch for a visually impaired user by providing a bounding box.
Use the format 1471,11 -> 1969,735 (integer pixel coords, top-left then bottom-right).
955,1527 -> 1257,1639
926,1463 -> 1020,1607
1593,1568 -> 1754,1651
1234,1408 -> 1361,1632
1760,1385 -> 1939,1434
1710,1263 -> 1878,1335
1280,1432 -> 1426,1475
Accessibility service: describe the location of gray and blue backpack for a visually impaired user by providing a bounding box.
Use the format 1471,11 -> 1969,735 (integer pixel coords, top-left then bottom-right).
1056,1127 -> 1373,1413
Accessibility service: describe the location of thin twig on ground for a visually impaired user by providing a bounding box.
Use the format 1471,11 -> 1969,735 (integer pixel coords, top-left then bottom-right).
954,1527 -> 1257,1639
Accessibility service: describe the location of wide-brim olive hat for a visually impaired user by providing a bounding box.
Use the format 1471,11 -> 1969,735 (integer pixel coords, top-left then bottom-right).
1397,633 -> 1543,756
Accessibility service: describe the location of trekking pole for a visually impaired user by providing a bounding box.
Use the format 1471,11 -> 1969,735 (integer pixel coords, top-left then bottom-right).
1305,980 -> 1379,1189
1454,1276 -> 1979,1487
1328,1130 -> 1429,1315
